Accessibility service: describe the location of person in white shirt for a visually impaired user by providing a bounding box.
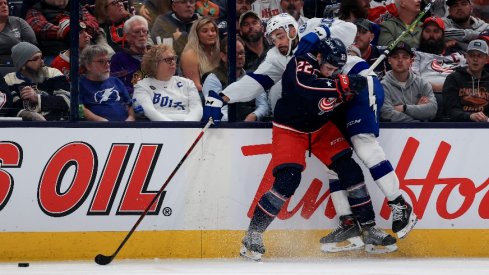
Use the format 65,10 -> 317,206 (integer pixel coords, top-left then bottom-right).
133,44 -> 203,121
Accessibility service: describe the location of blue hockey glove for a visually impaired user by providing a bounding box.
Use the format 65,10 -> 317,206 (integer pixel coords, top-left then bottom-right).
295,25 -> 330,56
202,90 -> 224,125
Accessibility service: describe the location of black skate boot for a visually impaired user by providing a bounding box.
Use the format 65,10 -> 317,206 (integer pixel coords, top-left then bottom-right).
362,224 -> 398,254
388,195 -> 418,239
240,230 -> 265,261
320,214 -> 364,253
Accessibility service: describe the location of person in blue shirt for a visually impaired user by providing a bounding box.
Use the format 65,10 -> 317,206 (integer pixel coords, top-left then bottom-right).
79,45 -> 135,121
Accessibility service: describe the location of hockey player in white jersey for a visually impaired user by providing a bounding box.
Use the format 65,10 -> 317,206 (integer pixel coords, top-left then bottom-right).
318,53 -> 418,253
202,14 -> 403,256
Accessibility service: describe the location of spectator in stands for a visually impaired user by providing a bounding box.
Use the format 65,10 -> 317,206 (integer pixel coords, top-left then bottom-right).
251,0 -> 281,22
150,0 -> 199,57
413,16 -> 466,120
280,0 -> 308,26
443,39 -> 489,122
133,44 -> 202,121
338,0 -> 369,22
79,45 -> 135,121
443,0 -> 489,51
3,42 -> 70,121
239,11 -> 272,72
352,18 -> 386,78
110,15 -> 150,98
180,17 -> 220,92
51,22 -> 93,80
203,36 -> 270,121
26,0 -> 99,64
0,76 -> 13,117
378,0 -> 422,48
139,0 -> 171,28
94,0 -> 132,52
381,42 -> 437,122
0,0 -> 37,62
302,0 -> 327,18
237,0 -> 252,21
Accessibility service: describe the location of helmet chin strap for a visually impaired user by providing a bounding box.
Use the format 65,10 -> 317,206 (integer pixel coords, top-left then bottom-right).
286,30 -> 298,56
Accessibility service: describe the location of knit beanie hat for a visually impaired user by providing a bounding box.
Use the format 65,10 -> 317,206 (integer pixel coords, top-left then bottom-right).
11,42 -> 42,71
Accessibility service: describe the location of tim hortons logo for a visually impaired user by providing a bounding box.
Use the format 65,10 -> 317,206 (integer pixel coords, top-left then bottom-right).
0,137 -> 489,219
242,137 -> 489,221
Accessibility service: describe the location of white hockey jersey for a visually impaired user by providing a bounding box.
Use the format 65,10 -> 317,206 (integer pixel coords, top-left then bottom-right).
251,0 -> 282,22
133,76 -> 203,121
222,18 -> 357,105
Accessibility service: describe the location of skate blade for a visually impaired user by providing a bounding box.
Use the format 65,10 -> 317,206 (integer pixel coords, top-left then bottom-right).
397,213 -> 419,239
320,236 -> 365,253
240,245 -> 262,261
365,243 -> 398,254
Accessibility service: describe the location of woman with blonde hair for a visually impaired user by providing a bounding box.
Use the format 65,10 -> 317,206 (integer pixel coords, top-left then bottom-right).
180,16 -> 220,92
133,44 -> 203,121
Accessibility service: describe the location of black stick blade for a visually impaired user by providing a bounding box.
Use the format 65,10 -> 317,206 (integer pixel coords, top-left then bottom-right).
94,254 -> 113,265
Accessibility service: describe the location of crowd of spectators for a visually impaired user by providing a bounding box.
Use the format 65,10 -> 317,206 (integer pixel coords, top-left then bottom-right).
1,0 -> 489,123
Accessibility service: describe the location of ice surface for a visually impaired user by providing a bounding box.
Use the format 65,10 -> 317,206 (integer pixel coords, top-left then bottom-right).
0,258 -> 488,275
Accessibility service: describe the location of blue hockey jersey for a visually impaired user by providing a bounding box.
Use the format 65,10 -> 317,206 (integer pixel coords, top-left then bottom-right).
273,53 -> 344,132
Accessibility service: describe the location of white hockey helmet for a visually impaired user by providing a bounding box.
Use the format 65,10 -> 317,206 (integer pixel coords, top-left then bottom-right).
266,13 -> 299,55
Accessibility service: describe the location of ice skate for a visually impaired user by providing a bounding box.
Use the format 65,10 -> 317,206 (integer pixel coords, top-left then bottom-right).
362,225 -> 398,254
240,230 -> 265,261
320,214 -> 364,253
388,196 -> 418,239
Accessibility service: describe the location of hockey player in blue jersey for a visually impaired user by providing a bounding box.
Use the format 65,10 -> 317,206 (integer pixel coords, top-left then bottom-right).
239,38 -> 399,261
318,52 -> 418,252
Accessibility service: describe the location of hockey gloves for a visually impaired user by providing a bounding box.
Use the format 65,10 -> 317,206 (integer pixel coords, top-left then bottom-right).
202,90 -> 224,126
295,24 -> 331,56
336,74 -> 367,102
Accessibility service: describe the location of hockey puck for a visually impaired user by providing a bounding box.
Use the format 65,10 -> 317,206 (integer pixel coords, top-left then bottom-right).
18,262 -> 29,267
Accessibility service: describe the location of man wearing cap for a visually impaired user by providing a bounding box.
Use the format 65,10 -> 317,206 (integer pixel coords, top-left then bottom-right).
381,41 -> 437,122
352,18 -> 386,77
3,42 -> 70,121
150,0 -> 199,57
443,39 -> 489,122
239,11 -> 272,72
413,16 -> 466,120
443,0 -> 489,51
378,0 -> 422,49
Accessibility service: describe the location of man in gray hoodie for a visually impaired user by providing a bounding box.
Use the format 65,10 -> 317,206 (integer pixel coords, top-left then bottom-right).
443,0 -> 489,51
381,42 -> 437,122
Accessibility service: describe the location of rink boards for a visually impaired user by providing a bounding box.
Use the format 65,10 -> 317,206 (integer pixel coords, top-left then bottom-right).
0,126 -> 489,261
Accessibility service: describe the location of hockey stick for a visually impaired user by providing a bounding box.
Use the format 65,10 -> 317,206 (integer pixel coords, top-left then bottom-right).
366,0 -> 435,75
94,118 -> 214,265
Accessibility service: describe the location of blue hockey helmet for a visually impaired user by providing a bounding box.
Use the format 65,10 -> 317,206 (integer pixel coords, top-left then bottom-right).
317,38 -> 347,68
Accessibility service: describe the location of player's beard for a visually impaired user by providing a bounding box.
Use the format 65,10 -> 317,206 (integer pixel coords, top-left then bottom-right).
419,35 -> 445,55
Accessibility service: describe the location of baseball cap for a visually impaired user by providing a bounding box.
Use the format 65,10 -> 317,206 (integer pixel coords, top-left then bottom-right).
467,39 -> 489,55
388,41 -> 414,57
354,18 -> 374,33
239,10 -> 260,26
446,0 -> 471,6
423,16 -> 445,31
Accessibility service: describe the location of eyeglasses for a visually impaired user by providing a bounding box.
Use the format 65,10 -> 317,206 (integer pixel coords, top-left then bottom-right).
173,0 -> 196,5
131,29 -> 149,35
106,0 -> 123,8
27,55 -> 43,62
159,56 -> 177,64
93,59 -> 111,66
